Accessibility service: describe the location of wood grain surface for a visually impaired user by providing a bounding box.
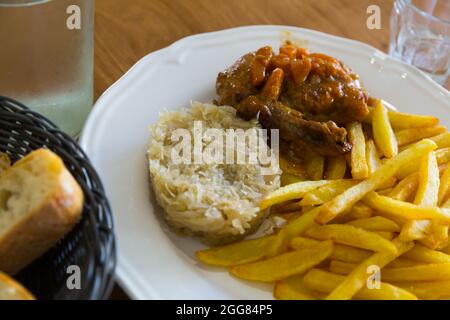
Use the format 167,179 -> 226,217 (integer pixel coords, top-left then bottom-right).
94,0 -> 396,299
95,0 -> 395,99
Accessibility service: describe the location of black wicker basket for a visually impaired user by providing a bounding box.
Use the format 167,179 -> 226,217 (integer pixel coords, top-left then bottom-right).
0,96 -> 116,300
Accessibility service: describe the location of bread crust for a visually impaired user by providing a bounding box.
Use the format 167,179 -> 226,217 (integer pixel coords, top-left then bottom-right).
0,169 -> 83,275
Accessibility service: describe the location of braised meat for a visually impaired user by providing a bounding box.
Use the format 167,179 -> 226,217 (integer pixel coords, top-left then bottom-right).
216,43 -> 370,156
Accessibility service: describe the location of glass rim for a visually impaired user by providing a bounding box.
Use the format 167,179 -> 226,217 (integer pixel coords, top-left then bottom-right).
400,0 -> 450,25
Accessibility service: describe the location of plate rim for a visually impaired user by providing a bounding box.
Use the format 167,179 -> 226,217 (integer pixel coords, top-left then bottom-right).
80,25 -> 450,299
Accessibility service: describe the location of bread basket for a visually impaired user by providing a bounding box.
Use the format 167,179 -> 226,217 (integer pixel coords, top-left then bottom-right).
0,96 -> 116,300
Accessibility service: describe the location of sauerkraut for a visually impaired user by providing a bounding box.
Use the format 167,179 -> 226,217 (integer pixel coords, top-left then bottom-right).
147,102 -> 280,244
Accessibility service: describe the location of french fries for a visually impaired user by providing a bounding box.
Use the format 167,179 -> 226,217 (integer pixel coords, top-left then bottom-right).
260,180 -> 328,210
229,241 -> 333,282
372,100 -> 398,158
346,216 -> 400,232
266,206 -> 321,257
196,236 -> 275,267
399,151 -> 439,241
196,103 -> 450,300
303,269 -> 417,300
290,237 -> 372,263
326,239 -> 414,300
279,156 -> 308,181
370,263 -> 450,282
389,173 -> 418,201
363,191 -> 450,224
274,276 -> 323,300
395,126 -> 446,147
316,139 -> 437,224
305,224 -> 398,254
299,180 -> 357,206
364,107 -> 439,130
348,122 -> 369,179
303,148 -> 325,180
396,147 -> 450,179
347,203 -> 373,220
365,139 -> 381,174
325,156 -> 347,180
393,280 -> 450,300
431,131 -> 450,149
402,243 -> 450,264
439,164 -> 450,205
414,151 -> 440,206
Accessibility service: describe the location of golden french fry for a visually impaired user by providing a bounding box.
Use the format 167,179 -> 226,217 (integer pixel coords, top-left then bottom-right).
299,180 -> 357,206
331,260 -> 450,281
396,147 -> 450,179
330,258 -> 422,272
399,151 -> 440,241
386,258 -> 423,268
414,151 -> 440,206
316,139 -> 437,224
281,172 -> 305,186
393,280 -> 450,300
279,156 -> 308,180
266,206 -> 321,257
444,198 -> 450,209
305,224 -> 398,254
289,236 -> 372,263
365,140 -> 398,189
303,269 -> 417,300
365,139 -> 381,174
439,164 -> 450,205
326,239 -> 414,300
389,173 -> 419,201
419,224 -> 449,250
431,131 -> 450,149
260,180 -> 329,210
229,241 -> 333,282
363,192 -> 450,225
400,220 -> 432,242
289,236 -> 321,249
374,263 -> 450,281
346,216 -> 400,232
325,156 -> 347,180
378,188 -> 394,196
348,122 -> 369,179
364,107 -> 439,130
395,126 -> 446,147
305,150 -> 325,181
403,244 -> 450,264
372,99 -> 398,158
196,236 -> 275,267
329,260 -> 364,275
374,231 -> 394,240
274,275 -> 323,300
347,203 -> 373,220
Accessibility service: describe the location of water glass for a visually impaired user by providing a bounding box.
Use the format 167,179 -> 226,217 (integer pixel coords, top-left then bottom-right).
389,0 -> 450,86
0,0 -> 94,137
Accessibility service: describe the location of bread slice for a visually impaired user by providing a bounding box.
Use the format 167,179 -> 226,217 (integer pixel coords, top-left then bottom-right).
0,149 -> 83,275
0,271 -> 35,300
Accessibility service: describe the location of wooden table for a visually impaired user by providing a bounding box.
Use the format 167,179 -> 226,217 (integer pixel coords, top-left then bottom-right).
94,0 -> 395,300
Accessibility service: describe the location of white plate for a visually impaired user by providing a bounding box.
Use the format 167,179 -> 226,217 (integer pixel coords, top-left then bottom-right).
80,25 -> 450,300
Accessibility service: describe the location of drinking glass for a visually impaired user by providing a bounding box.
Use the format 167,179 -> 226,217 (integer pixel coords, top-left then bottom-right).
0,0 -> 94,137
389,0 -> 450,86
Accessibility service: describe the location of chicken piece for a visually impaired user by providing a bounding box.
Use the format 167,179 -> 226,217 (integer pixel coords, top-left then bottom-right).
216,44 -> 370,156
236,96 -> 351,156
